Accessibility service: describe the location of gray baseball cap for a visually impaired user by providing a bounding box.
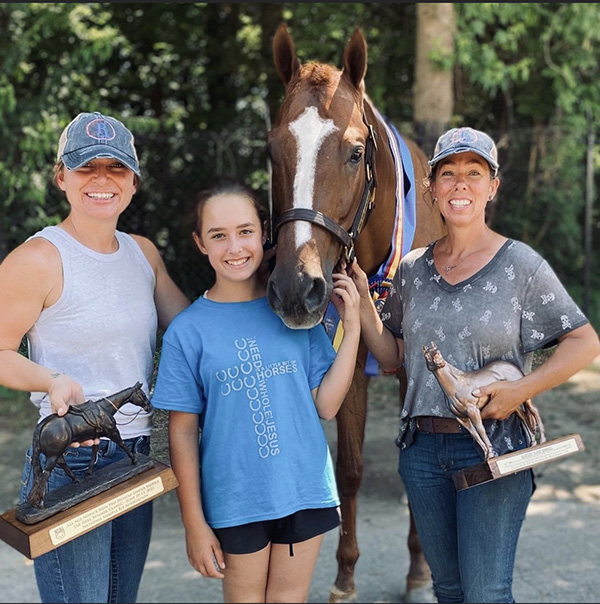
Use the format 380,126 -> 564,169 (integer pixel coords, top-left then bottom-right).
56,112 -> 140,175
429,127 -> 499,177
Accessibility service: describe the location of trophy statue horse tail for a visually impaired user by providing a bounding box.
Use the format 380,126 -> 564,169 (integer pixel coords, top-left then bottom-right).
422,341 -> 546,460
28,382 -> 152,508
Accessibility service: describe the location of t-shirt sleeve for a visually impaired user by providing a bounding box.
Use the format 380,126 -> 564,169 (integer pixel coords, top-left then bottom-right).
308,323 -> 337,390
520,259 -> 589,352
380,267 -> 404,339
151,332 -> 204,414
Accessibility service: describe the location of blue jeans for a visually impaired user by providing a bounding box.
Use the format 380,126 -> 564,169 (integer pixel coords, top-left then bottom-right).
19,436 -> 153,603
398,430 -> 533,603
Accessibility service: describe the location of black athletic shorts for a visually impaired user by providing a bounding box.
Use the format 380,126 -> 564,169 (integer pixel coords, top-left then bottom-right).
213,506 -> 341,556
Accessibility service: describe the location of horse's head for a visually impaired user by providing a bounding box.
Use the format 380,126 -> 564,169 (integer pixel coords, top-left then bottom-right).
422,342 -> 445,372
129,382 -> 153,413
266,23 -> 378,329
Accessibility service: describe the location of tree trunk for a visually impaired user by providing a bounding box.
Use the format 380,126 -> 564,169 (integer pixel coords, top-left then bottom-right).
413,3 -> 456,157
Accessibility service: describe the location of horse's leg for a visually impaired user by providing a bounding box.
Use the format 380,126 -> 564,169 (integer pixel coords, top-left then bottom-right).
522,400 -> 547,444
398,367 -> 434,603
330,346 -> 369,604
106,430 -> 137,463
56,455 -> 79,482
85,443 -> 100,476
461,406 -> 495,459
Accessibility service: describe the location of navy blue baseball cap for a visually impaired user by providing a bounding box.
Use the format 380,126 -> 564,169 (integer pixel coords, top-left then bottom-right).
56,112 -> 140,175
429,127 -> 499,177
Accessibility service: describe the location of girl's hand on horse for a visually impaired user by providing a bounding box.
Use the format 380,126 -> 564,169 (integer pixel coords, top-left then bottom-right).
69,437 -> 101,448
348,259 -> 371,301
331,270 -> 361,335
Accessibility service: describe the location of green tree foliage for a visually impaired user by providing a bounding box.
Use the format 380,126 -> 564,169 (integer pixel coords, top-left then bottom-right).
0,2 -> 598,326
453,3 -> 599,325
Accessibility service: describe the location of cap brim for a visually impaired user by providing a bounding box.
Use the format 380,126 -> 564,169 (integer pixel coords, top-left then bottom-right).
428,146 -> 498,171
62,146 -> 141,175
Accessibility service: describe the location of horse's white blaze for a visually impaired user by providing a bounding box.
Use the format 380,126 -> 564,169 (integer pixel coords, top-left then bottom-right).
289,106 -> 338,249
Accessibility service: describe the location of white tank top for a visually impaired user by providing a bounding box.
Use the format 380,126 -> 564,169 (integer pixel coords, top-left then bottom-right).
26,226 -> 157,439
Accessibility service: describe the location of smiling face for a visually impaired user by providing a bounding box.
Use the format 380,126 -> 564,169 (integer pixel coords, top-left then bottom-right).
193,193 -> 265,288
55,157 -> 137,221
430,151 -> 499,226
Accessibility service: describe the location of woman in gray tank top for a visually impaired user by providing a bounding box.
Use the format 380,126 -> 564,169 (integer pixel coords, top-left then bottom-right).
349,127 -> 599,603
0,112 -> 189,603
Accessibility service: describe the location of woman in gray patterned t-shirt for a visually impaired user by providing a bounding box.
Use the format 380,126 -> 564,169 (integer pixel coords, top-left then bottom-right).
350,127 -> 599,603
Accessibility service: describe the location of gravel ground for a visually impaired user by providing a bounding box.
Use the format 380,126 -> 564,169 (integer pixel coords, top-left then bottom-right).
1,355 -> 598,603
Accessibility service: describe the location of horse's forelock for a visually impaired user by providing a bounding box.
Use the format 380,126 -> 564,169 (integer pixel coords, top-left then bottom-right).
304,62 -> 338,87
292,62 -> 363,111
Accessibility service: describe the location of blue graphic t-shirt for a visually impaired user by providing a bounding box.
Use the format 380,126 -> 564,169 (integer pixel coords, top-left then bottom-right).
151,296 -> 339,528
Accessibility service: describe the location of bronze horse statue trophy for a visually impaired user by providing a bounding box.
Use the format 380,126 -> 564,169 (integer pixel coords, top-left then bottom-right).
27,382 -> 152,508
266,24 -> 446,603
422,341 -> 546,460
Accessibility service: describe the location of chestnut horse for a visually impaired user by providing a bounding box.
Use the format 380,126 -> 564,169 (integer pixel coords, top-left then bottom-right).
266,24 -> 445,603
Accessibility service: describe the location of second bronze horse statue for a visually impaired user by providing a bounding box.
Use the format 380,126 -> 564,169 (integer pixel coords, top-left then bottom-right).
422,341 -> 546,459
27,382 -> 152,508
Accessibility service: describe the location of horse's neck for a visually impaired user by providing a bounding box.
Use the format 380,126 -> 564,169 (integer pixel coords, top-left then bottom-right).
105,387 -> 136,409
433,360 -> 466,391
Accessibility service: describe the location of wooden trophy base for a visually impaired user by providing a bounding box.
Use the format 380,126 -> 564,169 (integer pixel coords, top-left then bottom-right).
452,433 -> 585,491
0,456 -> 178,559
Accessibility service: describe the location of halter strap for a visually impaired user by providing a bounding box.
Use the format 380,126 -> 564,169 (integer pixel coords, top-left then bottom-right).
276,208 -> 353,249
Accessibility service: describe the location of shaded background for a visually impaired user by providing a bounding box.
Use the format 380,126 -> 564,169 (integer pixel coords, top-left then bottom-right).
0,2 -> 598,327
1,362 -> 599,603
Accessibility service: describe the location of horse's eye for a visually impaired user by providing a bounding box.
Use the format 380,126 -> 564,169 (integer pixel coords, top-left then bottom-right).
349,148 -> 363,164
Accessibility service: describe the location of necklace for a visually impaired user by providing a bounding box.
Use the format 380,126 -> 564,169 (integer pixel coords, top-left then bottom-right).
439,239 -> 488,276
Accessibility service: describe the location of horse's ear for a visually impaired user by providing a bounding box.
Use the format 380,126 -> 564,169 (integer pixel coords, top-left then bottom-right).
273,22 -> 301,86
342,28 -> 368,91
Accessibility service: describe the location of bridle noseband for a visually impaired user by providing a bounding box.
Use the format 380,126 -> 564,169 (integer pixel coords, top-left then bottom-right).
273,109 -> 378,264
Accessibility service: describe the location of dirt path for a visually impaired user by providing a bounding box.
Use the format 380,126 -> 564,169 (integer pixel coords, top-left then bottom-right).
0,356 -> 598,603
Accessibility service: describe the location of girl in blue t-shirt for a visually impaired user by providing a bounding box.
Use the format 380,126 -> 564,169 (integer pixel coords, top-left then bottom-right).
151,179 -> 361,603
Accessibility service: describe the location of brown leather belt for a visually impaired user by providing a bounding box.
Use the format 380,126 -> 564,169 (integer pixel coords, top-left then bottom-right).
415,416 -> 463,434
